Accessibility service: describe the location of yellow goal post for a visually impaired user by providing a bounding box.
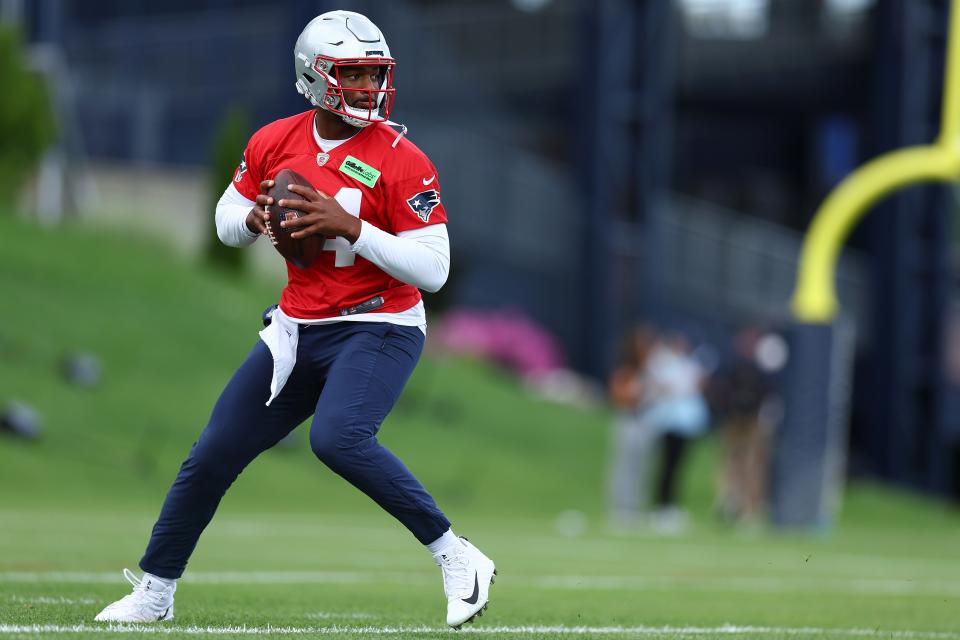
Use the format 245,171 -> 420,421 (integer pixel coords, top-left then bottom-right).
791,0 -> 960,323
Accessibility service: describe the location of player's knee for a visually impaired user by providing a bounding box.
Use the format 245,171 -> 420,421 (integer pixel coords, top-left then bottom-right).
309,427 -> 337,463
309,421 -> 375,465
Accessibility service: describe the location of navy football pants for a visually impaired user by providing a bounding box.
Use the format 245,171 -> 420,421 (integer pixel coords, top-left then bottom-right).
139,321 -> 451,579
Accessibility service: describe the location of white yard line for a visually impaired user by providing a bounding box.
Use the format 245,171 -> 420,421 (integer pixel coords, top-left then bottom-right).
536,575 -> 960,596
0,624 -> 959,638
3,570 -> 960,597
6,595 -> 98,605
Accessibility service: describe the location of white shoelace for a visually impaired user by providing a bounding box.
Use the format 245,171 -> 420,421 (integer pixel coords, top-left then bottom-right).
435,551 -> 473,599
119,568 -> 169,606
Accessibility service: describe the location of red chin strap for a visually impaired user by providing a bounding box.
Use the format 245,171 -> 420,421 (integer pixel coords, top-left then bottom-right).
314,56 -> 396,123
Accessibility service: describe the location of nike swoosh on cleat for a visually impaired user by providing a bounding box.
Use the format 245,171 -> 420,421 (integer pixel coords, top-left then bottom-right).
422,175 -> 436,186
461,572 -> 480,605
158,607 -> 170,620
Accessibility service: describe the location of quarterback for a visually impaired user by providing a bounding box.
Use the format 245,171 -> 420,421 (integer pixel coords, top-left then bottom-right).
95,10 -> 496,629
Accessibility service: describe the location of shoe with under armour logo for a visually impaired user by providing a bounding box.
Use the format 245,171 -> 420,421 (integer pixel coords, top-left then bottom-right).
94,569 -> 175,622
434,537 -> 497,628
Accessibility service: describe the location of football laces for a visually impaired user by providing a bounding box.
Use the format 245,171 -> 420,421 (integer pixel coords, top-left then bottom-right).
264,206 -> 278,246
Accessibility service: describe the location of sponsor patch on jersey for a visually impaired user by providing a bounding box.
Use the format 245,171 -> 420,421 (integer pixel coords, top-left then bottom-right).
406,189 -> 440,222
234,153 -> 247,183
339,155 -> 381,188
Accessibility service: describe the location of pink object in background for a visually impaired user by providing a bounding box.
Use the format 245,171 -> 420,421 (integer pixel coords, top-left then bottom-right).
433,308 -> 565,381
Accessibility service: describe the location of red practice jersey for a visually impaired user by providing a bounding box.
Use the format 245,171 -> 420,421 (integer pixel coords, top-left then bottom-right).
233,110 -> 447,319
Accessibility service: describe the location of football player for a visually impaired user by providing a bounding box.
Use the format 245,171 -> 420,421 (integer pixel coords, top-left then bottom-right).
95,10 -> 495,629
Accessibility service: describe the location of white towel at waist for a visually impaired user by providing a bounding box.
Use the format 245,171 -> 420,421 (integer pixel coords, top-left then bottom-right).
258,306 -> 299,406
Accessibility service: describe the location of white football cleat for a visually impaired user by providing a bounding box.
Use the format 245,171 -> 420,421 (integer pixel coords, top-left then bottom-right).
434,537 -> 497,628
94,568 -> 175,622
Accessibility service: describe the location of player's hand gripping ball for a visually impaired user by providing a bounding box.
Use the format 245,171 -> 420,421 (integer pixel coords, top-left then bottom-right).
264,169 -> 325,269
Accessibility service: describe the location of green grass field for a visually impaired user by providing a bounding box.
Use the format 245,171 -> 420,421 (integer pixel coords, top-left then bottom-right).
1,217 -> 959,639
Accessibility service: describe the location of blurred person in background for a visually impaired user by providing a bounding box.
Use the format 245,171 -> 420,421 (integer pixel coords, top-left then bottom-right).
711,326 -> 784,527
607,324 -> 660,529
644,331 -> 710,534
94,10 -> 495,630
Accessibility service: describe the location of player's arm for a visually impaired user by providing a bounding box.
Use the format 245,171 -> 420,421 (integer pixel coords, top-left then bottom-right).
351,221 -> 450,293
219,124 -> 280,247
215,181 -> 275,247
280,184 -> 450,292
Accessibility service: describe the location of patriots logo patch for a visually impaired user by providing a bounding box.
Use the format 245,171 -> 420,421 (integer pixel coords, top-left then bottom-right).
234,153 -> 248,183
406,190 -> 440,222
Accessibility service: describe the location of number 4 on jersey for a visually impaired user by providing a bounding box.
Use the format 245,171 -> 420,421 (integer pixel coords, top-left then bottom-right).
323,187 -> 362,267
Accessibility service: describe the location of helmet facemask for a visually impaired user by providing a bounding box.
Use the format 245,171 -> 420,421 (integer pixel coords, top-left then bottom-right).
303,56 -> 396,128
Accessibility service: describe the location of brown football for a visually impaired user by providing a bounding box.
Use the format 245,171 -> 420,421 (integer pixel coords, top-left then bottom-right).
264,168 -> 325,269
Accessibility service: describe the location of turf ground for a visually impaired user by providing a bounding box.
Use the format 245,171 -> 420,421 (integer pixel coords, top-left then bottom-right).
2,503 -> 960,639
1,217 -> 959,639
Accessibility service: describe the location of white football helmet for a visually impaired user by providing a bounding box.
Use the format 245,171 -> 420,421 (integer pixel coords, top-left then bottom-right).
294,10 -> 395,128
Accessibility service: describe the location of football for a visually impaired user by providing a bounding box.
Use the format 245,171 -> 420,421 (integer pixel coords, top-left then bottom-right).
264,168 -> 325,269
